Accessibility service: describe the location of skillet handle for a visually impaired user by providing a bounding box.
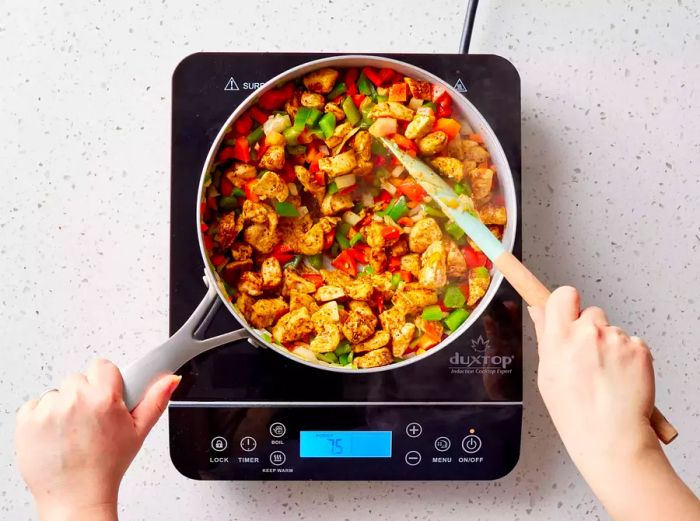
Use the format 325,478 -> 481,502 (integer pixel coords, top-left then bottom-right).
121,286 -> 250,411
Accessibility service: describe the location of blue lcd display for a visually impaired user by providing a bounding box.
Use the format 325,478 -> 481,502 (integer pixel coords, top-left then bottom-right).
300,431 -> 392,458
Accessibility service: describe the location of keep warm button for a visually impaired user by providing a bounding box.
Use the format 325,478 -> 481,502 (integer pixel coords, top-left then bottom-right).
461,434 -> 482,454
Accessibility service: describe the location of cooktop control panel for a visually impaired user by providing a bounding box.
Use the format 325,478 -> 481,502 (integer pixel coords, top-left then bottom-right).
170,404 -> 521,480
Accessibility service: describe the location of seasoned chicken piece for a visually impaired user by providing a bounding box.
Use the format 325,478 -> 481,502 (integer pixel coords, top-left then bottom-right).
303,67 -> 339,94
284,91 -> 301,120
272,307 -> 315,344
324,121 -> 353,149
351,130 -> 372,161
315,285 -> 346,302
389,237 -> 409,257
249,298 -> 288,329
321,192 -> 354,216
370,272 -> 395,295
467,267 -> 491,306
392,283 -> 438,315
400,253 -> 421,278
235,293 -> 256,322
311,301 -> 341,328
342,308 -> 378,344
363,221 -> 389,249
468,168 -> 494,200
404,77 -> 432,100
415,316 -> 443,338
265,130 -> 286,147
294,165 -> 325,204
446,134 -> 465,160
310,323 -> 341,353
224,162 -> 257,188
345,278 -> 374,301
241,199 -> 277,226
408,217 -> 442,253
367,247 -> 387,273
237,271 -> 263,297
215,212 -> 242,249
243,224 -> 279,254
230,242 -> 253,261
260,257 -> 282,290
324,102 -> 345,122
221,259 -> 253,285
289,290 -> 319,314
258,145 -> 286,171
419,240 -> 447,289
354,330 -> 390,353
417,131 -> 448,156
252,170 -> 289,202
431,157 -> 465,182
282,269 -> 317,297
278,212 -> 312,252
404,107 -> 436,140
353,347 -> 393,368
462,141 -> 490,163
320,268 -> 353,287
392,323 -> 416,357
351,158 -> 373,177
479,204 -> 507,225
301,91 -> 325,110
369,102 -> 414,121
379,305 -> 406,334
297,217 -> 339,255
348,300 -> 373,315
318,150 -> 357,178
446,239 -> 468,279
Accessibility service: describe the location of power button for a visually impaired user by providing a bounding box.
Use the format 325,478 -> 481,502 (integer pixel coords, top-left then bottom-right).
461,434 -> 482,454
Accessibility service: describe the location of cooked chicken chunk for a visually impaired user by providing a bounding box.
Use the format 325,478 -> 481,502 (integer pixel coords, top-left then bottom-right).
348,300 -> 373,315
392,283 -> 438,315
369,273 -> 395,298
351,158 -> 373,176
243,224 -> 279,254
344,278 -> 374,301
392,323 -> 416,357
325,121 -> 353,149
252,170 -> 289,202
320,268 -> 353,287
311,301 -> 341,328
462,141 -> 490,163
297,217 -> 339,255
321,192 -> 354,216
241,199 -> 278,226
289,290 -> 320,314
282,269 -> 317,297
404,77 -> 432,100
400,253 -> 421,278
224,162 -> 257,188
379,306 -> 406,334
353,347 -> 393,368
479,204 -> 507,225
310,322 -> 342,353
354,330 -> 390,353
303,68 -> 339,94
467,267 -> 491,306
315,285 -> 346,302
237,271 -> 263,297
417,131 -> 448,156
235,293 -> 256,322
431,157 -> 465,182
419,240 -> 447,289
230,242 -> 253,261
258,145 -> 286,171
363,221 -> 395,249
468,168 -> 494,200
249,298 -> 288,329
367,247 -> 387,273
215,212 -> 242,249
404,107 -> 435,140
260,257 -> 282,290
272,307 -> 315,344
408,217 -> 442,253
369,102 -> 415,121
300,91 -> 325,110
351,130 -> 372,161
446,240 -> 468,279
324,102 -> 345,122
294,165 -> 325,204
318,150 -> 357,178
221,258 -> 253,284
342,308 -> 377,344
389,237 -> 409,257
265,130 -> 286,147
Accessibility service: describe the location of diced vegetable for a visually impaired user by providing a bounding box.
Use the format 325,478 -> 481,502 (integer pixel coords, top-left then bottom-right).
274,200 -> 299,217
444,221 -> 465,241
317,352 -> 338,364
390,273 -> 402,289
434,118 -> 461,139
454,183 -> 471,196
306,108 -> 322,127
283,126 -> 302,146
293,107 -> 312,130
443,285 -> 466,309
349,232 -> 364,246
335,341 -> 352,356
331,250 -> 357,276
370,137 -> 388,156
396,179 -> 427,202
287,144 -> 306,155
234,113 -> 253,135
444,308 -> 470,331
308,254 -> 324,270
318,112 -> 337,139
368,117 -> 397,137
357,71 -> 373,96
342,96 -> 362,125
342,210 -> 361,226
258,82 -> 294,110
422,305 -> 446,321
284,254 -> 303,270
327,82 -> 347,99
385,196 -> 408,221
263,113 -> 292,135
423,204 -> 445,218
219,195 -> 238,210
335,221 -> 352,249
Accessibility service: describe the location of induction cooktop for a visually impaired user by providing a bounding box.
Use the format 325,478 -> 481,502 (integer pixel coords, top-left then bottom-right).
168,53 -> 522,480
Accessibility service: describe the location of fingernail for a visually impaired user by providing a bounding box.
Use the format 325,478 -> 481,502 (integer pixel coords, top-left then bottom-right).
168,375 -> 182,394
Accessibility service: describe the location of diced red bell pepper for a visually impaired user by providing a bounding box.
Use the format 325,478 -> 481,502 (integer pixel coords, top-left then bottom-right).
432,84 -> 448,102
396,179 -> 427,202
234,113 -> 253,136
271,243 -> 295,264
399,270 -> 413,283
462,246 -> 488,268
373,291 -> 385,313
388,82 -> 408,102
388,256 -> 401,273
218,146 -> 237,162
249,106 -> 269,125
351,94 -> 366,109
434,118 -> 461,140
374,189 -> 393,203
220,176 -> 234,197
302,273 -> 324,289
362,67 -> 384,87
391,133 -> 417,152
331,250 -> 357,277
200,222 -> 209,232
309,160 -> 320,174
232,136 -> 251,163
374,154 -> 386,166
345,68 -> 359,96
202,234 -> 214,251
280,163 -> 297,183
346,244 -> 369,264
381,226 -> 401,241
421,320 -> 443,342
339,184 -> 357,195
436,93 -> 453,118
378,68 -> 396,85
258,82 -> 294,111
413,333 -> 439,351
323,230 -> 335,250
207,196 -> 218,210
397,216 -> 414,227
244,179 -> 259,202
312,170 -> 325,186
210,253 -> 227,267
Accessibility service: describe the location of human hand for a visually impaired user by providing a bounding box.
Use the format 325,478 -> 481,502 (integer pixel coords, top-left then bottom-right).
15,359 -> 180,521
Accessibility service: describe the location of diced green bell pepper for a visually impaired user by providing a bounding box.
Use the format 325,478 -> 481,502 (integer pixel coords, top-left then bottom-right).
390,273 -> 402,289
327,82 -> 347,99
376,94 -> 388,102
386,196 -> 408,221
370,137 -> 388,156
472,266 -> 490,278
293,106 -> 312,130
232,187 -> 245,197
342,96 -> 362,126
423,101 -> 437,111
422,305 -> 446,321
274,200 -> 299,217
423,204 -> 445,218
283,125 -> 302,146
349,232 -> 364,246
454,183 -> 471,196
318,112 -> 337,139
284,254 -> 303,270
335,222 -> 351,249
357,72 -> 373,96
246,125 -> 265,145
306,108 -> 322,127
443,285 -> 466,309
335,341 -> 352,356
317,352 -> 338,364
444,308 -> 470,331
219,195 -> 238,210
445,221 -> 465,241
286,144 -> 306,156
327,181 -> 339,195
360,265 -> 375,276
308,253 -> 324,270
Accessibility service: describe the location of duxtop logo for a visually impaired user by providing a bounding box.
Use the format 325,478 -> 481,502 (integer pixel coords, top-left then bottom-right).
449,335 -> 514,375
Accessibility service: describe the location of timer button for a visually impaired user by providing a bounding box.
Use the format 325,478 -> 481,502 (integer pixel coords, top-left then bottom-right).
461,434 -> 482,454
240,436 -> 257,452
406,422 -> 422,438
405,450 -> 422,466
269,422 -> 286,438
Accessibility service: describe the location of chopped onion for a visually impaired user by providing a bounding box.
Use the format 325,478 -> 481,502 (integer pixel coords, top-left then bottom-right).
380,181 -> 397,194
319,144 -> 329,155
263,113 -> 291,135
290,345 -> 317,363
390,165 -> 405,178
368,117 -> 398,137
372,215 -> 383,222
334,174 -> 356,190
361,192 -> 374,207
297,205 -> 309,217
343,211 -> 361,226
287,183 -> 298,196
383,215 -> 398,227
408,97 -> 424,111
409,204 -> 423,217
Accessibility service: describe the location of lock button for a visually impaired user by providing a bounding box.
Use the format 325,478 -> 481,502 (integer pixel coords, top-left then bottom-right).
211,436 -> 228,452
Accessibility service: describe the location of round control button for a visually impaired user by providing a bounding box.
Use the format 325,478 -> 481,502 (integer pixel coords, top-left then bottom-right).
406,422 -> 422,438
269,422 -> 286,438
461,434 -> 482,454
211,436 -> 228,452
240,436 -> 257,452
405,450 -> 422,466
270,451 -> 286,466
434,436 -> 451,452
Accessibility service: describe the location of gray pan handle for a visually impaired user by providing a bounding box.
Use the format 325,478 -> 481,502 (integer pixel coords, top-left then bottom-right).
121,286 -> 250,411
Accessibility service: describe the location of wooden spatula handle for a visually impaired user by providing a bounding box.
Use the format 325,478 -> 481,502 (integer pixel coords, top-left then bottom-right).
494,251 -> 678,445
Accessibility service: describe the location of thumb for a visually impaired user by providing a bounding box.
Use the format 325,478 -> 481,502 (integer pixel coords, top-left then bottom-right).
131,374 -> 181,439
527,306 -> 545,343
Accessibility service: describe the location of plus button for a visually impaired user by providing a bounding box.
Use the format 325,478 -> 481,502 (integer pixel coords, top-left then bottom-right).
406,422 -> 422,438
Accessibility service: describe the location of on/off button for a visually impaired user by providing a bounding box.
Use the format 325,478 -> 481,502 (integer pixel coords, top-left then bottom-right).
461,434 -> 482,454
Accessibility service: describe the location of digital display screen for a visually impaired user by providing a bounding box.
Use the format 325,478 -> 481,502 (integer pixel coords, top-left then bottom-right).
300,431 -> 392,458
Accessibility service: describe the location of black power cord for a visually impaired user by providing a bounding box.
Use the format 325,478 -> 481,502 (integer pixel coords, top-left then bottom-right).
459,0 -> 480,54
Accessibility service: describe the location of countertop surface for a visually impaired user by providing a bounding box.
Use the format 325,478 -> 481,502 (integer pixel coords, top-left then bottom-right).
1,1 -> 698,520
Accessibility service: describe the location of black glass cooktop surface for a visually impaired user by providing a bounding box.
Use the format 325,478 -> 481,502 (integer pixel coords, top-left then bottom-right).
169,53 -> 522,405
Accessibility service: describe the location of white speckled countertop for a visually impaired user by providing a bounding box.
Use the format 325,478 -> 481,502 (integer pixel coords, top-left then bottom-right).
1,1 -> 698,519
